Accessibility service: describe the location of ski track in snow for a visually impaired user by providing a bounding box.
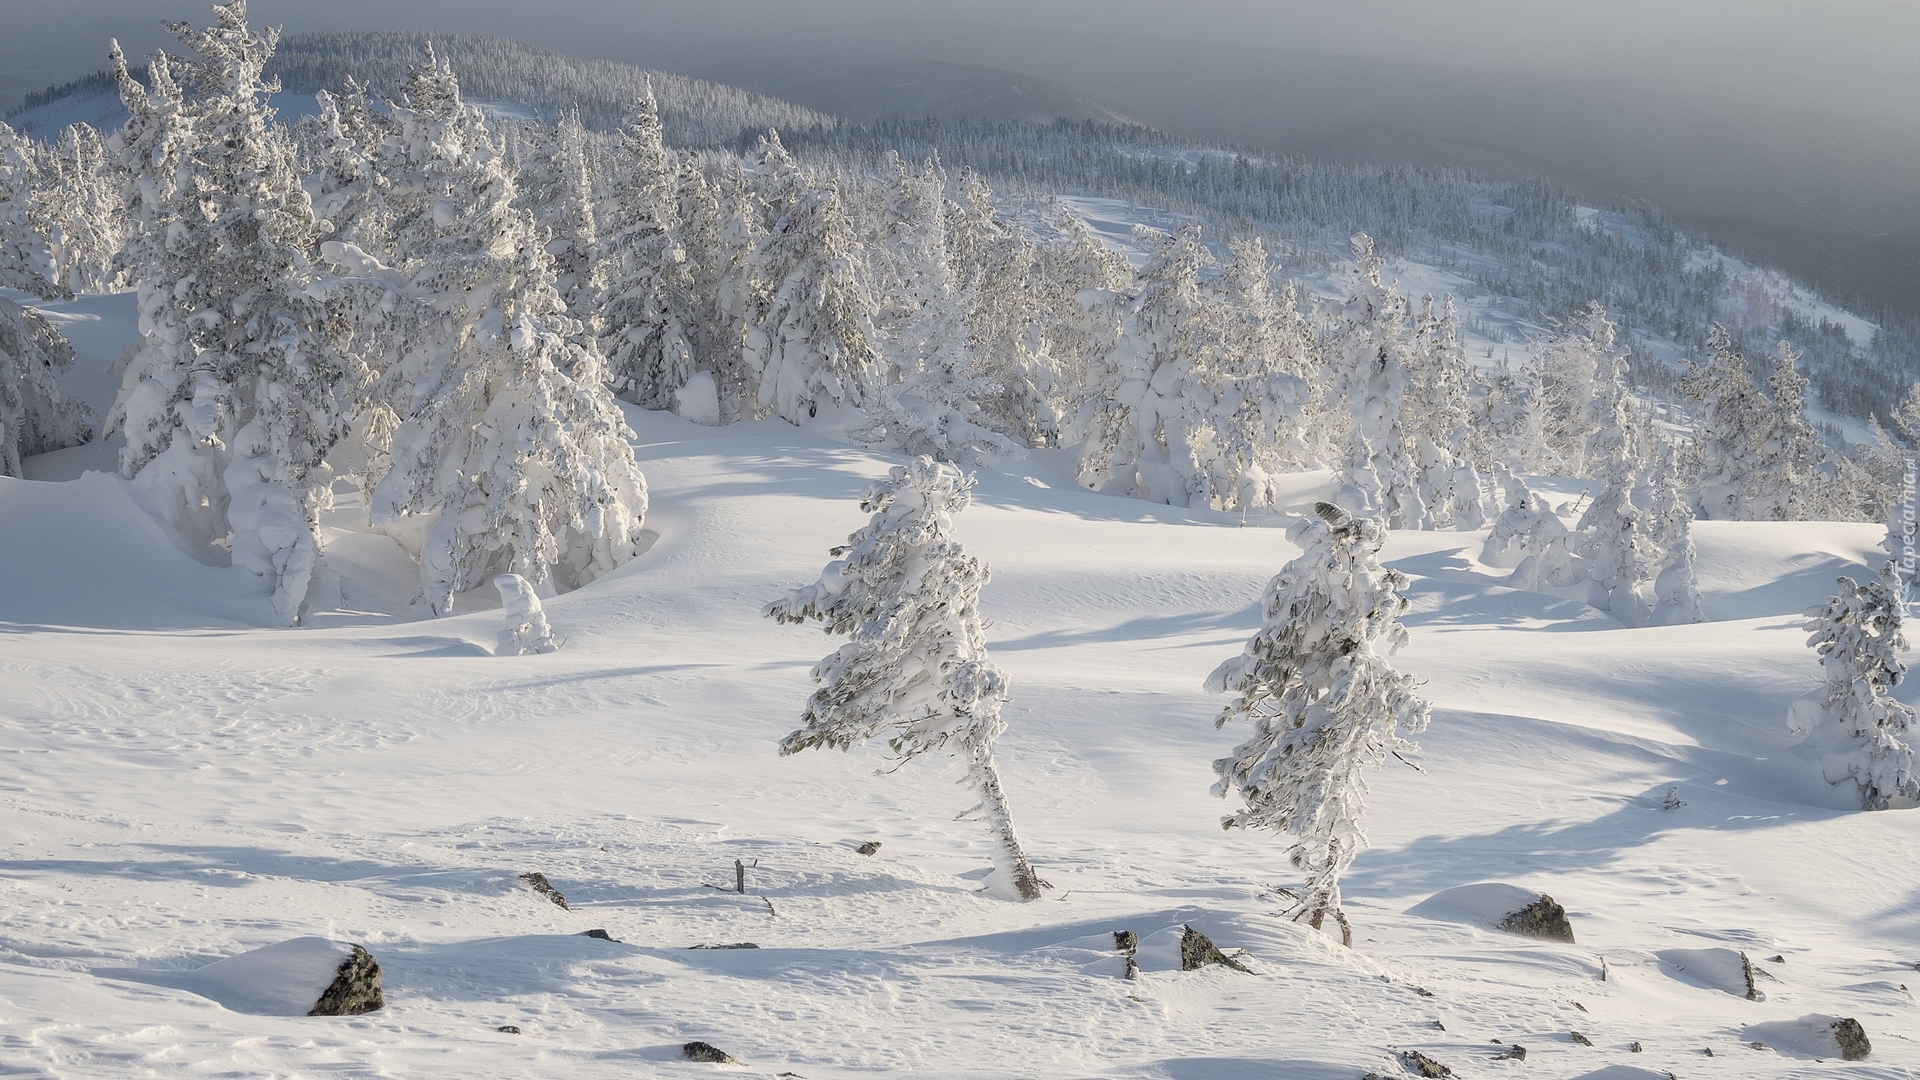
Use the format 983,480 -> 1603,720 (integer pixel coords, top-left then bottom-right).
3,302 -> 1919,1077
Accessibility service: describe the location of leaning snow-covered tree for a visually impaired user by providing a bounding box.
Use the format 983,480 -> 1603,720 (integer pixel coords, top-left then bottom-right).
106,5 -> 360,623
766,456 -> 1043,900
1788,564 -> 1920,810
342,54 -> 647,614
1207,502 -> 1431,943
0,297 -> 95,477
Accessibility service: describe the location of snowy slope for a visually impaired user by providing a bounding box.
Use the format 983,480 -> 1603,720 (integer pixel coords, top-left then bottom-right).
2,298 -> 1918,1077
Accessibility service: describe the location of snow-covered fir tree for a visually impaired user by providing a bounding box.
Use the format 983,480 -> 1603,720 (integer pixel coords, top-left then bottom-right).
1573,307 -> 1657,623
741,131 -> 879,424
305,78 -> 395,253
0,297 -> 95,477
1481,469 -> 1581,592
1207,503 -> 1431,943
516,109 -> 602,327
347,54 -> 647,614
1472,355 -> 1550,474
1074,224 -> 1308,510
0,122 -> 67,300
705,160 -> 765,420
106,4 -> 360,623
1407,294 -> 1486,528
1206,236 -> 1315,493
1681,325 -> 1774,521
1032,206 -> 1130,435
1328,234 -> 1428,527
1751,341 -> 1830,520
1644,442 -> 1707,624
1074,223 -> 1216,504
1519,305 -> 1619,476
949,171 -> 1066,449
597,84 -> 696,409
27,122 -> 124,295
1789,564 -> 1920,809
858,155 -> 1019,465
766,456 -> 1043,900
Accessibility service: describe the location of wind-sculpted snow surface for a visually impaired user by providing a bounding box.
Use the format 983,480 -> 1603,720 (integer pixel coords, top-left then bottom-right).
2,401 -> 1914,1077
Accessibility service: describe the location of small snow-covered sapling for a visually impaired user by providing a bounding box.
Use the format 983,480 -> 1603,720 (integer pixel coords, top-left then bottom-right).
495,574 -> 558,655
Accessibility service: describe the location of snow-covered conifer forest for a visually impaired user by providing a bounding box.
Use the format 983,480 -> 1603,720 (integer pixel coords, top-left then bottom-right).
1,5 -> 1917,1076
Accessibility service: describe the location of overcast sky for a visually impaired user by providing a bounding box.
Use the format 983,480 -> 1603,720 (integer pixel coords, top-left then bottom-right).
7,1 -> 1919,310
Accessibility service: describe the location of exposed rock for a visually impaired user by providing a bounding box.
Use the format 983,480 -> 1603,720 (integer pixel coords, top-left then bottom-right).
1661,786 -> 1686,810
1656,946 -> 1761,998
1398,1049 -> 1455,1077
580,928 -> 620,942
1497,894 -> 1575,942
1767,954 -> 1786,963
855,841 -> 881,856
1572,999 -> 1587,1011
1410,985 -> 1435,998
520,872 -> 568,910
1114,930 -> 1140,980
497,1025 -> 521,1034
1832,1018 -> 1871,1060
307,945 -> 384,1016
1570,1031 -> 1593,1046
689,942 -> 760,950
1430,1021 -> 1445,1031
1629,1042 -> 1642,1053
683,1040 -> 739,1064
1178,925 -> 1251,973
1493,1043 -> 1526,1060
1749,1041 -> 1766,1050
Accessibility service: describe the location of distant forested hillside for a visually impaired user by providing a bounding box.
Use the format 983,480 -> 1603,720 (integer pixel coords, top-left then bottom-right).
270,33 -> 836,147
781,117 -> 1915,419
7,31 -> 836,149
7,29 -> 1914,421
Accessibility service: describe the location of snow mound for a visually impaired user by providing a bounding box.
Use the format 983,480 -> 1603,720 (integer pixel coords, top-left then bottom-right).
0,471 -> 273,629
98,936 -> 355,1015
1405,882 -> 1543,931
1655,946 -> 1756,998
1570,1068 -> 1674,1080
1744,1014 -> 1860,1060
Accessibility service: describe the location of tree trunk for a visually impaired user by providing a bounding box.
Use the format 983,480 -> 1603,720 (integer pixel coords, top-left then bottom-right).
967,746 -> 1042,900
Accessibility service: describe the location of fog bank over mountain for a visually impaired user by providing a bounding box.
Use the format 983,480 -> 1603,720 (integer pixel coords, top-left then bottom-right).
8,0 -> 1917,313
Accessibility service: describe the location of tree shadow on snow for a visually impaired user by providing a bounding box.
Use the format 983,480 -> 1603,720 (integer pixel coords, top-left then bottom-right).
1343,779 -> 1851,901
1146,1058 -> 1357,1080
990,608 -> 1257,652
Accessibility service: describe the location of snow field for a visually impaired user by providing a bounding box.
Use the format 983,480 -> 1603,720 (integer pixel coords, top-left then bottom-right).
2,396 -> 1916,1076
